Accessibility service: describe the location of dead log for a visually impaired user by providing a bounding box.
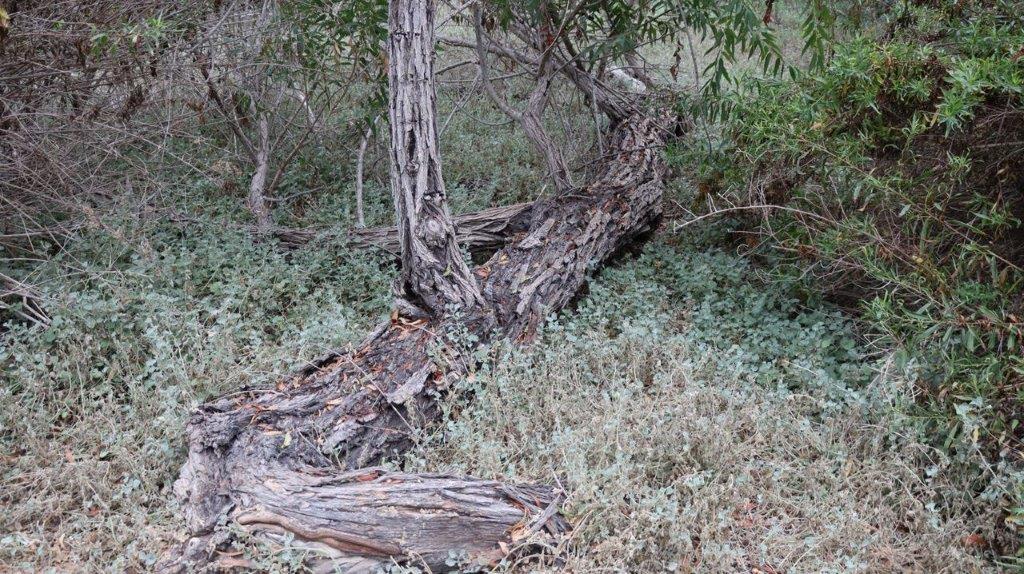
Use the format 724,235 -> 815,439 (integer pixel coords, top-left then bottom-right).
345,201 -> 535,254
191,468 -> 567,573
164,201 -> 535,253
164,113 -> 669,572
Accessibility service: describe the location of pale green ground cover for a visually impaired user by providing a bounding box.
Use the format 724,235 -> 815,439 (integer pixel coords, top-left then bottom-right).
1,209 -> 1000,571
0,7 -> 1007,570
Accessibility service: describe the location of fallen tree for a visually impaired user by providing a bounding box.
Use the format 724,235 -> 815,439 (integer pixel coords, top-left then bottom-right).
273,201 -> 535,252
162,0 -> 673,570
163,113 -> 669,571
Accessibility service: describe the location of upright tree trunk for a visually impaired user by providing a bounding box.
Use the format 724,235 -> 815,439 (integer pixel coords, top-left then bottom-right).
387,0 -> 481,315
247,112 -> 273,235
354,117 -> 377,228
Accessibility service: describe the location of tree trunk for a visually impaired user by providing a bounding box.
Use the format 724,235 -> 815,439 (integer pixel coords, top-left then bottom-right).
387,0 -> 481,315
354,117 -> 377,228
247,112 -> 273,235
163,113 -> 669,573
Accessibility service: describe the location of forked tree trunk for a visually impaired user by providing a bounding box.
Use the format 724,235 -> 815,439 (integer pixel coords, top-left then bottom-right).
473,5 -> 572,192
163,0 -> 673,569
163,113 -> 669,573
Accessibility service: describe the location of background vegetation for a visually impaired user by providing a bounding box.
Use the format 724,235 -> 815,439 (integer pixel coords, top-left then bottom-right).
2,0 -> 1022,571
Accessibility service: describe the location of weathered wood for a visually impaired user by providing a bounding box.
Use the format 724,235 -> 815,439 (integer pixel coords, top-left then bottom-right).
386,0 -> 482,314
164,113 -> 669,573
164,202 -> 535,251
346,201 -> 535,254
226,468 -> 565,573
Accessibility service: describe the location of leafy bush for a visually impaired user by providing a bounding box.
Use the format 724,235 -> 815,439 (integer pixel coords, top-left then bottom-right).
680,0 -> 1024,557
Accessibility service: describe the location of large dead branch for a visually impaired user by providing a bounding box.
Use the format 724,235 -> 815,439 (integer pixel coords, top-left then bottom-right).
162,113 -> 670,572
165,201 -> 536,252
346,201 -> 535,254
203,467 -> 567,572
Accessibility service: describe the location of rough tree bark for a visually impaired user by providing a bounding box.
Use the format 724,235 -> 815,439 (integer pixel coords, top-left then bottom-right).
387,0 -> 482,315
163,113 -> 669,573
346,201 -> 535,254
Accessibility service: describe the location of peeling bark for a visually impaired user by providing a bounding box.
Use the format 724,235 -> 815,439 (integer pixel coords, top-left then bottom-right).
162,114 -> 670,573
347,201 -> 535,254
387,0 -> 482,314
162,3 -> 674,570
197,468 -> 566,574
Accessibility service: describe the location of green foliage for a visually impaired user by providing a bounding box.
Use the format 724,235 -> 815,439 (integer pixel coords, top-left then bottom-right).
5,1 -> 1019,570
681,0 -> 1024,557
281,0 -> 389,121
407,235 -> 994,572
484,0 -> 834,99
0,63 -> 563,568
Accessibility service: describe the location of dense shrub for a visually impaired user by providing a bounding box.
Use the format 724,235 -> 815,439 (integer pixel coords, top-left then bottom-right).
680,0 -> 1024,557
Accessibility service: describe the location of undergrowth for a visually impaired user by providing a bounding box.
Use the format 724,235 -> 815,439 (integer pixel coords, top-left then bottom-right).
1,4 -> 1018,570
406,231 -> 1000,572
679,0 -> 1024,559
0,218 -> 392,570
